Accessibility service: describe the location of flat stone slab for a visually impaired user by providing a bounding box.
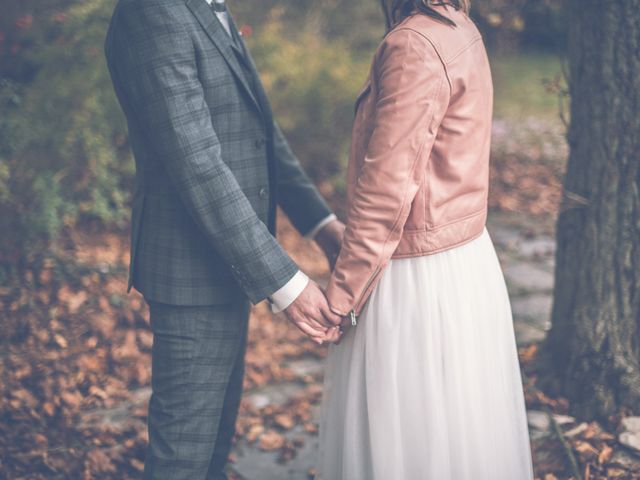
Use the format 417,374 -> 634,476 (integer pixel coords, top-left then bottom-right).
511,294 -> 553,330
517,237 -> 556,259
245,383 -> 309,410
232,426 -> 319,480
503,262 -> 554,293
514,319 -> 547,346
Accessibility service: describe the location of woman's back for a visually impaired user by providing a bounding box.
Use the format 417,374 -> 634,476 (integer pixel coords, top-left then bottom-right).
329,5 -> 495,315
403,10 -> 494,229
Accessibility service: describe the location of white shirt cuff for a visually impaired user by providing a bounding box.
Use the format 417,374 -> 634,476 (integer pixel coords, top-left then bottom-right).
305,214 -> 337,240
269,270 -> 309,313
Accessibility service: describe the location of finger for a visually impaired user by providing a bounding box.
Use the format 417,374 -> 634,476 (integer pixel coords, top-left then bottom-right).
319,302 -> 343,326
324,326 -> 342,344
307,313 -> 333,330
294,319 -> 327,340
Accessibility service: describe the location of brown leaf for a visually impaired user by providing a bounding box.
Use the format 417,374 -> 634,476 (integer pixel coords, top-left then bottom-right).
598,444 -> 613,464
43,402 -> 56,416
303,423 -> 318,435
33,433 -> 48,447
137,330 -> 153,350
61,390 -> 84,409
58,287 -> 88,314
85,448 -> 117,474
130,458 -> 144,472
53,334 -> 68,349
259,430 -> 285,451
574,440 -> 599,458
274,414 -> 295,431
89,386 -> 108,400
12,388 -> 38,408
606,467 -> 628,478
113,330 -> 139,359
246,424 -> 264,443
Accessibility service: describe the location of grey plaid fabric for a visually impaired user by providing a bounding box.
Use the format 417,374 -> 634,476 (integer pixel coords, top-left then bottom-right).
104,0 -> 332,306
144,300 -> 250,480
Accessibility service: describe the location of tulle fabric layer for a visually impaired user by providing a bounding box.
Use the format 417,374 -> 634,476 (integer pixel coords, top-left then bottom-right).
317,228 -> 534,480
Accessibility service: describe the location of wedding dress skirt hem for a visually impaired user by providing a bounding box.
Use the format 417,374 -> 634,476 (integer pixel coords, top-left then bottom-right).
317,228 -> 534,480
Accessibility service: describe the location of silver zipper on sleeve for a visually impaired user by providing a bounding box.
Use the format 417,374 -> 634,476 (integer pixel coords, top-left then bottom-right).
350,265 -> 382,325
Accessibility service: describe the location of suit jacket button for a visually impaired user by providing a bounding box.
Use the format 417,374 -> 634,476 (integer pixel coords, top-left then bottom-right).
255,138 -> 265,150
259,188 -> 268,199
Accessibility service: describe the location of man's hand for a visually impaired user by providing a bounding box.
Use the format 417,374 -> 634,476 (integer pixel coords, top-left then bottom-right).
315,219 -> 345,270
284,280 -> 342,344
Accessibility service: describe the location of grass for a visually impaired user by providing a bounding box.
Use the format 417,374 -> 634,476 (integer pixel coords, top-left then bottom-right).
490,51 -> 566,121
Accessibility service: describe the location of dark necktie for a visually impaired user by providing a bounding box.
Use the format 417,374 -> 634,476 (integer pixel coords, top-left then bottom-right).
210,0 -> 226,13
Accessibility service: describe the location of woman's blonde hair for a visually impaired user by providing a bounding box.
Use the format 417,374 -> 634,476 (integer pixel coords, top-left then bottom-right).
381,0 -> 471,31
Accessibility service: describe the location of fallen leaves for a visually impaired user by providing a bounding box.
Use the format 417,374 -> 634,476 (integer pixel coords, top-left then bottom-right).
521,350 -> 640,480
274,413 -> 296,431
258,430 -> 286,451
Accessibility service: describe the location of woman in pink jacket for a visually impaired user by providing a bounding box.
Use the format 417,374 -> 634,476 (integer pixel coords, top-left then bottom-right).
317,1 -> 534,478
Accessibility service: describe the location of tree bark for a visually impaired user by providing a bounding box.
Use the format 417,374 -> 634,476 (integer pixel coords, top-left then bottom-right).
542,0 -> 640,420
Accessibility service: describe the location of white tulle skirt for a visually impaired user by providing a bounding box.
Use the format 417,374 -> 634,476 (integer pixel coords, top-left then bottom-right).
317,228 -> 534,480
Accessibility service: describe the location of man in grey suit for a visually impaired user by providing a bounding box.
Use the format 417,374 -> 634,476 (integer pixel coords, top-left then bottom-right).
104,0 -> 344,477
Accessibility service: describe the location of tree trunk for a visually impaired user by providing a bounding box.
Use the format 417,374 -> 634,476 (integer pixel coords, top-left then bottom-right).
542,0 -> 640,421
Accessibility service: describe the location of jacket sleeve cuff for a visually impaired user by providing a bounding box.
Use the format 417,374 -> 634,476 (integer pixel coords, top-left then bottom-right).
269,270 -> 309,313
325,279 -> 354,318
304,214 -> 337,240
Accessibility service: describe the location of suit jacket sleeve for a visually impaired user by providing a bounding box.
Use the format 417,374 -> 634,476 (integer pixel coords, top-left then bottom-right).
272,121 -> 333,236
106,3 -> 298,304
326,29 -> 451,316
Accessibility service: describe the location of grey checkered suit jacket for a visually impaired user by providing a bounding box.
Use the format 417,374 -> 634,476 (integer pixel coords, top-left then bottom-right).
104,0 -> 332,305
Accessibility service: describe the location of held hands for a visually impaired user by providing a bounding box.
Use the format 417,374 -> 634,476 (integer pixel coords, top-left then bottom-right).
283,219 -> 347,345
284,280 -> 342,344
313,219 -> 347,343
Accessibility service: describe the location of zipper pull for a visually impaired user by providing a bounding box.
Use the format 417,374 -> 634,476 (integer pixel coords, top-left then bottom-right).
349,310 -> 357,327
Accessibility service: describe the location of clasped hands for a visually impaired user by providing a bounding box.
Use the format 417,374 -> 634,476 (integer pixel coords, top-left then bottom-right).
283,219 -> 347,345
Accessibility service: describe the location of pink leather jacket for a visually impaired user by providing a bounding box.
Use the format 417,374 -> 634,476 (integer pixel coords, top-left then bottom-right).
326,6 -> 493,318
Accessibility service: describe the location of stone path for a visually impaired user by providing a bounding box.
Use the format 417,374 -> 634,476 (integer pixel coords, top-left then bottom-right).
230,214 -> 558,479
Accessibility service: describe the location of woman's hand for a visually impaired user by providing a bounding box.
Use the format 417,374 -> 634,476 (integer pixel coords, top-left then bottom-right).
315,219 -> 345,271
322,315 -> 354,345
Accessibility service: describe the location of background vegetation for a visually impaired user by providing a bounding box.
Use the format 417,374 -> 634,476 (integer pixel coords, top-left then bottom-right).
0,0 -> 567,276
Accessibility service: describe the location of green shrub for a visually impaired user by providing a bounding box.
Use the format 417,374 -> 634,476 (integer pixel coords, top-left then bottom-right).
247,10 -> 371,187
0,0 -> 131,264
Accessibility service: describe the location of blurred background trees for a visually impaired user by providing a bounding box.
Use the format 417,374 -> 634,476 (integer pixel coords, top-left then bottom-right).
0,0 -> 567,282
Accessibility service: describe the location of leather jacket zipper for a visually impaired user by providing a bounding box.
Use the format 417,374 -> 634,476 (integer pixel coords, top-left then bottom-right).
349,265 -> 382,325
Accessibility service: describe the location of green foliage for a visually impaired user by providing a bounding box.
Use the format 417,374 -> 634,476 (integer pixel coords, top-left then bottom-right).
247,9 -> 372,185
0,0 -> 131,262
491,53 -> 565,120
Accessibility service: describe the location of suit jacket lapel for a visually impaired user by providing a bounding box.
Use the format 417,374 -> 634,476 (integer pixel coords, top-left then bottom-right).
227,15 -> 252,70
226,14 -> 275,126
184,0 -> 263,116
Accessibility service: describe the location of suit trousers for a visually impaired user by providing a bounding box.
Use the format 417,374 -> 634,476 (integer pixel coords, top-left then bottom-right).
143,299 -> 251,480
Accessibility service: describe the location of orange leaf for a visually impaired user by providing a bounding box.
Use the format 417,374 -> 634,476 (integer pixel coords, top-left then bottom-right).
259,430 -> 285,451
598,444 -> 613,464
